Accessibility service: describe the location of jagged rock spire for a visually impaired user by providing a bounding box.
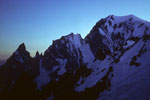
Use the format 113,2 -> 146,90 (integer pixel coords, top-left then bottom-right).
17,43 -> 26,51
35,51 -> 40,57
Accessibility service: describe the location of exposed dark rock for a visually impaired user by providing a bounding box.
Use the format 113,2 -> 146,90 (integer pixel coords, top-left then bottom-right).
108,20 -> 112,26
129,18 -> 133,21
138,23 -> 144,28
130,61 -> 141,66
113,24 -> 117,30
94,48 -> 106,62
35,51 -> 40,57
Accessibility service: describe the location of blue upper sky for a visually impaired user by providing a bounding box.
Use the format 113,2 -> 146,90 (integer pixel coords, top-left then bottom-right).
0,0 -> 150,59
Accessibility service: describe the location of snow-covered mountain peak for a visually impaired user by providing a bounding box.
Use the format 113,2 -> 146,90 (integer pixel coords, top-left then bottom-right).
45,33 -> 83,54
63,33 -> 82,43
65,33 -> 83,47
117,15 -> 149,24
65,32 -> 82,38
85,15 -> 150,53
103,15 -> 149,31
0,15 -> 150,100
106,14 -> 149,24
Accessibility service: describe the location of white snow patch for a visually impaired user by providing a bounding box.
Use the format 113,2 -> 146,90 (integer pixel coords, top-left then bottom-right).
75,57 -> 111,92
67,33 -> 82,48
98,40 -> 150,100
53,58 -> 67,75
76,76 -> 83,85
14,51 -> 24,63
113,15 -> 149,24
123,40 -> 135,49
46,94 -> 54,100
99,28 -> 114,52
35,58 -> 51,90
120,39 -> 143,62
103,15 -> 150,42
80,43 -> 95,67
99,28 -> 106,36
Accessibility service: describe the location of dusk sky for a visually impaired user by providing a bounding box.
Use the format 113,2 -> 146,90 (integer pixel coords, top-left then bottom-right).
0,0 -> 150,60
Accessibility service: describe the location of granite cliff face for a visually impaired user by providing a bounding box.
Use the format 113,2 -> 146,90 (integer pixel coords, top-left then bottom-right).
0,15 -> 150,100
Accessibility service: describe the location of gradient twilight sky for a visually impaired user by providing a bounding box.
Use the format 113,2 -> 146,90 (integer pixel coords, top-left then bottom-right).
0,0 -> 150,60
